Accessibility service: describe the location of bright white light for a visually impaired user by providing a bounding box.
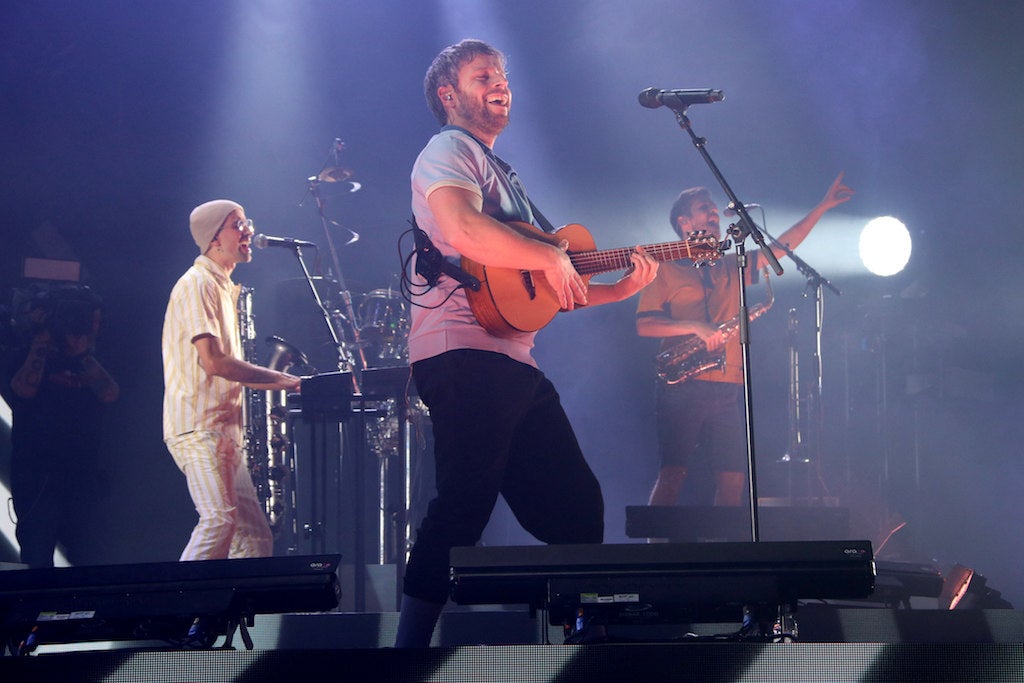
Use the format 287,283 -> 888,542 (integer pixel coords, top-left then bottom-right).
859,216 -> 911,276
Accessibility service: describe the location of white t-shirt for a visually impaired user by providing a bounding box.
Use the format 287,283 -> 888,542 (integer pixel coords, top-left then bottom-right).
408,126 -> 540,367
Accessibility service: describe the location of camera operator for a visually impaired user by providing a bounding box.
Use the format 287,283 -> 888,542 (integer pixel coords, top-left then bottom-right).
3,285 -> 118,567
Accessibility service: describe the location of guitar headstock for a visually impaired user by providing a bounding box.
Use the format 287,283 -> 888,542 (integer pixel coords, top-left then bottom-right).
687,233 -> 723,266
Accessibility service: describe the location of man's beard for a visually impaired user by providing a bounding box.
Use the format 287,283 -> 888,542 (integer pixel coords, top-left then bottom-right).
456,98 -> 509,138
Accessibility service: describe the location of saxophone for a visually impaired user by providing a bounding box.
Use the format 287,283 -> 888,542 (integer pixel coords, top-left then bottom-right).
654,269 -> 774,385
238,287 -> 307,545
263,335 -> 308,545
238,286 -> 269,511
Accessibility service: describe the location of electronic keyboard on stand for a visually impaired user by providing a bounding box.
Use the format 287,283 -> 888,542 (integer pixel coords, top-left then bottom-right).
295,367 -> 413,420
289,367 -> 416,612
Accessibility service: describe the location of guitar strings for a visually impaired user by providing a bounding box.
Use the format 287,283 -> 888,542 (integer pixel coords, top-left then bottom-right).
569,239 -> 719,275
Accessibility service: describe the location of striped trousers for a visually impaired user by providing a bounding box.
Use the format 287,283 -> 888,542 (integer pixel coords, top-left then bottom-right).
166,430 -> 273,561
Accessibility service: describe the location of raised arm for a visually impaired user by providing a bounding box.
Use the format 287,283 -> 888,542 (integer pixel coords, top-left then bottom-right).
766,172 -> 855,260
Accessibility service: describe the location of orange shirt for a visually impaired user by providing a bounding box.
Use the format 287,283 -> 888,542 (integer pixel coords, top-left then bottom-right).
637,252 -> 763,384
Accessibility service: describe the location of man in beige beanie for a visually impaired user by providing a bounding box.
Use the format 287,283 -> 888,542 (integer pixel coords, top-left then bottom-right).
161,199 -> 301,562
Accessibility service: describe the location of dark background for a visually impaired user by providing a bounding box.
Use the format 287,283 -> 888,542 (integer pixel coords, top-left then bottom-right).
1,1 -> 1021,606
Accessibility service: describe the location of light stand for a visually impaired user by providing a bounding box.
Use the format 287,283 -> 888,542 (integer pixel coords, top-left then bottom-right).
762,227 -> 840,503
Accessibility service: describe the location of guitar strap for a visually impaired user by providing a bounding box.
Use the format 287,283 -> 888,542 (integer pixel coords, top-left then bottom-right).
443,125 -> 558,234
528,197 -> 557,235
413,126 -> 559,293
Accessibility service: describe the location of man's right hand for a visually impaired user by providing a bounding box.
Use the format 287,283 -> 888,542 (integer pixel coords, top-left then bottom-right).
280,373 -> 302,392
543,239 -> 588,310
694,322 -> 726,351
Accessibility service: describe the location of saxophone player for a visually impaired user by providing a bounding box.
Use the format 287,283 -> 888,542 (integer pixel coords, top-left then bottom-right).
162,200 -> 301,562
637,175 -> 853,508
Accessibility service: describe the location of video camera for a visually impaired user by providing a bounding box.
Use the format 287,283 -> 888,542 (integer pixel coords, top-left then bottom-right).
4,283 -> 103,344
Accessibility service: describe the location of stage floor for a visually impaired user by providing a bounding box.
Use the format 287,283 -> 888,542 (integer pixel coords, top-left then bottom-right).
4,641 -> 1024,683
3,607 -> 1023,682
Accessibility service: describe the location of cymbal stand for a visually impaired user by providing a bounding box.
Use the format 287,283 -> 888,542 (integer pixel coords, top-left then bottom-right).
659,104 -> 783,542
304,139 -> 368,379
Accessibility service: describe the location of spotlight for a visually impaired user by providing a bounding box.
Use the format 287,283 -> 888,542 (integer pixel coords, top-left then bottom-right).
859,216 -> 911,276
938,564 -> 1013,609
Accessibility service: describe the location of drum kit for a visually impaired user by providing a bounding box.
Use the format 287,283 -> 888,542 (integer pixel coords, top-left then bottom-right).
273,141 -> 412,372
270,280 -> 410,374
355,287 -> 409,366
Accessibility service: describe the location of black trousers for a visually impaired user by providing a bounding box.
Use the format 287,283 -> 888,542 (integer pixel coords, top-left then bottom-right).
656,379 -> 746,473
11,454 -> 95,567
403,349 -> 604,603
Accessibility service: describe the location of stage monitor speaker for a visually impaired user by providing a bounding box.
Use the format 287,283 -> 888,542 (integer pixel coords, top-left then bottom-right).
0,554 -> 340,651
450,540 -> 875,625
867,560 -> 945,608
625,504 -> 850,542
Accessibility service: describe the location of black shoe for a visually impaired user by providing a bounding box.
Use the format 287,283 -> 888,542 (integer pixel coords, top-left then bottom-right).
179,616 -> 219,650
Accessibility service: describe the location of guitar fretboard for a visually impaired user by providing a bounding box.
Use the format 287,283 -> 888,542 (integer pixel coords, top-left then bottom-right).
569,237 -> 720,276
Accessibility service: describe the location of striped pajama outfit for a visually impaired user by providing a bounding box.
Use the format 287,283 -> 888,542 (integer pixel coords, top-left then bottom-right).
162,255 -> 272,561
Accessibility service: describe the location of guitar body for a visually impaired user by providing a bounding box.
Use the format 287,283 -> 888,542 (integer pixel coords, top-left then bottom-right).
462,222 -> 596,338
460,220 -> 720,338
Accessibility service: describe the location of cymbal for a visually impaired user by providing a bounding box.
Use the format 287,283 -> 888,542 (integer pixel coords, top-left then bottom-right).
315,166 -> 354,183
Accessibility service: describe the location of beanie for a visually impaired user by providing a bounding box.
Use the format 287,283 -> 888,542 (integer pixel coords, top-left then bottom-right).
189,199 -> 244,253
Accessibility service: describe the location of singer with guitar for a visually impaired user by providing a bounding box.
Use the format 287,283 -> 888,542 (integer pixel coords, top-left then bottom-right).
637,175 -> 853,509
396,39 -> 660,647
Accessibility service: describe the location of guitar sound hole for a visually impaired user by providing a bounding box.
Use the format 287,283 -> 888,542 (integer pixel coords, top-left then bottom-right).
520,271 -> 536,300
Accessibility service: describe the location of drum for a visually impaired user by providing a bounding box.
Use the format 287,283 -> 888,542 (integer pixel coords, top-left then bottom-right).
358,288 -> 410,364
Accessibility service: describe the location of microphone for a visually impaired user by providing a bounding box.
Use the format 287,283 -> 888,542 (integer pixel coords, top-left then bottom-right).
638,87 -> 724,110
723,203 -> 761,217
253,233 -> 318,250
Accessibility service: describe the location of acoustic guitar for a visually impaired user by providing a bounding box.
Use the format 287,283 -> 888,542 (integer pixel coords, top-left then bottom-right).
462,221 -> 721,338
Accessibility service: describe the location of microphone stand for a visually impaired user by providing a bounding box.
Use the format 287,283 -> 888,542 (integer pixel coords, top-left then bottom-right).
289,244 -> 359,395
761,229 -> 841,504
303,176 -> 368,378
666,105 -> 783,543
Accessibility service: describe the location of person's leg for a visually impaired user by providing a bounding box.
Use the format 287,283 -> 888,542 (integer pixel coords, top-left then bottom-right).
168,431 -> 237,561
228,449 -> 274,558
394,593 -> 446,648
12,469 -> 58,567
713,470 -> 746,506
648,465 -> 688,506
501,375 -> 603,544
708,383 -> 749,507
398,351 -> 536,647
650,381 -> 707,506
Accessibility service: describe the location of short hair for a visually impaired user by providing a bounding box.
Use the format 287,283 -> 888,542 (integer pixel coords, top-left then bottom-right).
424,39 -> 505,126
668,187 -> 711,236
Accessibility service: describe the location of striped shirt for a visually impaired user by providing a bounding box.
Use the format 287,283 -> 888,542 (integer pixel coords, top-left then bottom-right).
162,255 -> 243,441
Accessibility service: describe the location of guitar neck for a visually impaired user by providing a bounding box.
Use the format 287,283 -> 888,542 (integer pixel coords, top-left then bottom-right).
569,239 -> 719,276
